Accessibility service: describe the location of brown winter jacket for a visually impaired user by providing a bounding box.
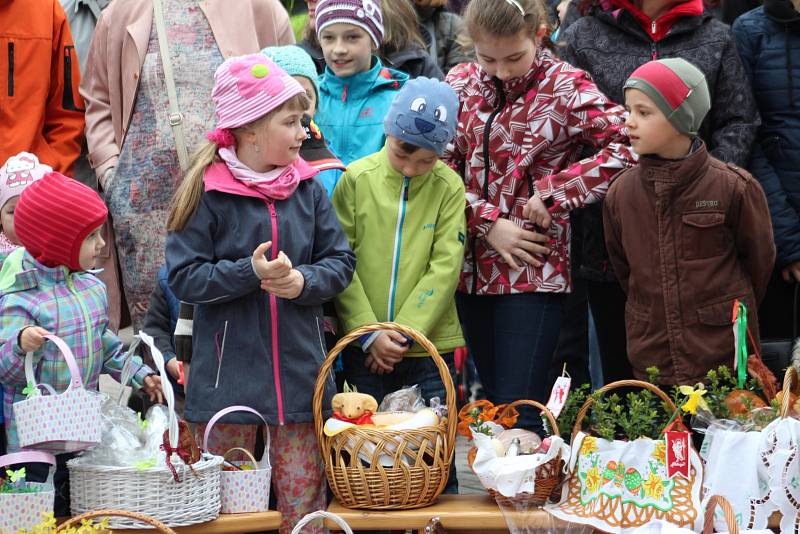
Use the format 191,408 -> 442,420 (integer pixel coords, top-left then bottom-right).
603,143 -> 775,385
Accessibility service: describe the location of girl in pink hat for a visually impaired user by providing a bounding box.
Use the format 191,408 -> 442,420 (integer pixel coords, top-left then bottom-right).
0,152 -> 52,262
165,54 -> 355,533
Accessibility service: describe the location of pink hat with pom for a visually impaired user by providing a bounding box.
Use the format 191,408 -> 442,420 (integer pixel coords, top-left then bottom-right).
0,152 -> 52,211
212,54 -> 305,131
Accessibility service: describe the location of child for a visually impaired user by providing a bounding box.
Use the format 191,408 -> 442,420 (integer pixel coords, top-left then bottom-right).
314,0 -> 409,165
413,0 -> 474,73
603,58 -> 775,385
444,0 -> 635,431
262,45 -> 347,197
0,152 -> 51,455
165,54 -> 355,533
333,76 -> 464,411
0,172 -> 162,515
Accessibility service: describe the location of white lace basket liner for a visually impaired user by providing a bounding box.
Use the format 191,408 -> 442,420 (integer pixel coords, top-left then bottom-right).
14,334 -> 103,452
291,511 -> 353,534
68,331 -> 223,529
203,406 -> 272,514
0,451 -> 56,534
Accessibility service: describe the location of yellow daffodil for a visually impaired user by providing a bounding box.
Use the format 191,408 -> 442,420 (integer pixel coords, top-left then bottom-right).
643,471 -> 665,500
679,384 -> 710,415
585,465 -> 602,494
652,441 -> 666,464
580,436 -> 598,456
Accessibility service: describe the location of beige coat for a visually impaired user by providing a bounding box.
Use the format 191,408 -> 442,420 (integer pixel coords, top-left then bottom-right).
80,0 -> 295,179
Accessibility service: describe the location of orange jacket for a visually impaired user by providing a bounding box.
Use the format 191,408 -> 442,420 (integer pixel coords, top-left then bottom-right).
0,0 -> 84,174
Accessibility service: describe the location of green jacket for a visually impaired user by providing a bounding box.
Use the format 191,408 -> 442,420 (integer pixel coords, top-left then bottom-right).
333,147 -> 466,355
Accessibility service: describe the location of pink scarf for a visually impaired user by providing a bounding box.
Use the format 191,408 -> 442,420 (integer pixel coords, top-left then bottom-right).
218,147 -> 309,200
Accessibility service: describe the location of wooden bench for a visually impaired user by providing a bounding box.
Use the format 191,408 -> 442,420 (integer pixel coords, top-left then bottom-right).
327,495 -> 569,532
328,496 -> 785,533
59,511 -> 282,533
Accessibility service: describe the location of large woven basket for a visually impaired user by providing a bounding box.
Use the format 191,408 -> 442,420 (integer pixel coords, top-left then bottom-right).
312,322 -> 457,510
68,332 -> 223,528
468,400 -> 565,507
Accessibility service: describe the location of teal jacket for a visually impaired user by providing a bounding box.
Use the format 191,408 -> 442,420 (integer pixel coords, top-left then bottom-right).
316,57 -> 408,166
332,147 -> 466,355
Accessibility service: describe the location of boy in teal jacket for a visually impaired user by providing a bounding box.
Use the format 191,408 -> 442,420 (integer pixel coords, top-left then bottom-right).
313,0 -> 408,166
333,77 -> 464,423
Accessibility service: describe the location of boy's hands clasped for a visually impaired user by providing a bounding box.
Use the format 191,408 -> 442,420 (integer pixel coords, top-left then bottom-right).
252,241 -> 305,299
366,331 -> 410,375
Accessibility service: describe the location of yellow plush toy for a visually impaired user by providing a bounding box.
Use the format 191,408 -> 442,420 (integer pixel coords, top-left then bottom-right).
331,383 -> 378,424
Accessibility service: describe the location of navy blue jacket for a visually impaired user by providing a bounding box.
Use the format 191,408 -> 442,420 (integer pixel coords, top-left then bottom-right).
734,1 -> 800,268
166,169 -> 355,425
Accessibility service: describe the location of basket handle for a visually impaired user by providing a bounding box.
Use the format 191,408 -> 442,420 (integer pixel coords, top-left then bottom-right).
25,334 -> 84,393
57,510 -> 177,533
291,510 -> 353,534
223,447 -> 259,467
702,495 -> 739,534
780,366 -> 799,418
571,379 -> 678,442
312,322 -> 457,468
0,451 -> 56,469
203,406 -> 271,470
136,331 -> 178,449
497,399 -> 560,437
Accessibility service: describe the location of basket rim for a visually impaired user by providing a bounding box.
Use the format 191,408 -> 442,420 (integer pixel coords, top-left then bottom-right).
66,454 -> 223,473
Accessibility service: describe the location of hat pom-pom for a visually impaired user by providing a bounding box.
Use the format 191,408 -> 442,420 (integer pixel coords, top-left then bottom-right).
206,128 -> 236,148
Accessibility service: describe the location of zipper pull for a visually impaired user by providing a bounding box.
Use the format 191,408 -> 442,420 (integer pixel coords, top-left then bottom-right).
341,84 -> 348,103
651,20 -> 657,34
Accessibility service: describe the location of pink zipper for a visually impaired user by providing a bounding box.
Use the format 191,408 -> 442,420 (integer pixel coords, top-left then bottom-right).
266,201 -> 285,425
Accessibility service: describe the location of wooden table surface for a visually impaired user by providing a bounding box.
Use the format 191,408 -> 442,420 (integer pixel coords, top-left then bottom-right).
59,511 -> 282,533
327,495 -> 568,531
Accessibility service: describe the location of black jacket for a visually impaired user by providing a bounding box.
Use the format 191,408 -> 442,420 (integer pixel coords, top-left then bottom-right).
733,0 -> 800,268
560,3 -> 760,280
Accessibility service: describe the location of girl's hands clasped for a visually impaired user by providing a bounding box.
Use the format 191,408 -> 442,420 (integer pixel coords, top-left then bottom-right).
485,218 -> 550,271
252,242 -> 306,299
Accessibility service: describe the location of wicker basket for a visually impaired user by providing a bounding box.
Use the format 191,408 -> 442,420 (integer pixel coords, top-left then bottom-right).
312,322 -> 457,510
779,366 -> 799,418
291,511 -> 353,534
57,510 -> 177,533
68,332 -> 223,528
466,400 -> 565,506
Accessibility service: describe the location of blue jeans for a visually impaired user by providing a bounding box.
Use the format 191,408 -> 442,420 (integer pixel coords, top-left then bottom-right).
342,348 -> 459,495
456,292 -> 564,434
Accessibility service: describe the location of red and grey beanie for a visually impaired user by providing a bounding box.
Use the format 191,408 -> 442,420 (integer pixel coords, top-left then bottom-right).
15,172 -> 107,271
623,58 -> 710,136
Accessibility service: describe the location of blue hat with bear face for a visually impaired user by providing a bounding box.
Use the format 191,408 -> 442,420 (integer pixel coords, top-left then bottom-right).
384,77 -> 459,155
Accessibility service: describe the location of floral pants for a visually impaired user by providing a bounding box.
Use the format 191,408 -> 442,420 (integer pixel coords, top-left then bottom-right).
196,421 -> 326,534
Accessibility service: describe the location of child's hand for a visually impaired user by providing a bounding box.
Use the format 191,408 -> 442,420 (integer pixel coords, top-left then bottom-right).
366,332 -> 408,374
252,242 -> 293,280
486,218 -> 550,271
18,327 -> 52,353
142,375 -> 164,404
260,269 -> 305,299
522,192 -> 552,230
166,358 -> 181,380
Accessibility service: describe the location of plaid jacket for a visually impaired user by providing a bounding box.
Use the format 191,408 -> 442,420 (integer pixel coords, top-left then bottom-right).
0,249 -> 152,451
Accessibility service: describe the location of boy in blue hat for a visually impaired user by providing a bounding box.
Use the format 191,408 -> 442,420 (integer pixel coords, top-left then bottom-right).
332,77 -> 465,434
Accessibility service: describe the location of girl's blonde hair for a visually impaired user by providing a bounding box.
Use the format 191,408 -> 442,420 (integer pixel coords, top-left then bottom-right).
379,0 -> 425,58
462,0 -> 555,49
166,92 -> 309,232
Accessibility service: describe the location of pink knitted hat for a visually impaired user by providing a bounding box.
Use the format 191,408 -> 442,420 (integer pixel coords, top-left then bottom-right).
212,54 -> 306,130
0,152 -> 51,211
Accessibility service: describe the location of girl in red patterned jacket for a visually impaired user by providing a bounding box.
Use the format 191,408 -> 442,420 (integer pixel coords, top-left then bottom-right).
444,0 -> 636,433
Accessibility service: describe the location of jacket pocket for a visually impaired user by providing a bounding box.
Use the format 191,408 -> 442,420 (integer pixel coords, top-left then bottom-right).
7,42 -> 13,97
315,316 -> 328,361
213,321 -> 230,388
681,211 -> 727,260
62,45 -> 81,111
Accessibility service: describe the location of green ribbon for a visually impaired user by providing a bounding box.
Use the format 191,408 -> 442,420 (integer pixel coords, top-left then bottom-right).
734,301 -> 748,389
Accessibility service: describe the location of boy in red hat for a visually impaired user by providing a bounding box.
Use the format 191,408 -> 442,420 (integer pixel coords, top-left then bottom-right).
0,172 -> 162,515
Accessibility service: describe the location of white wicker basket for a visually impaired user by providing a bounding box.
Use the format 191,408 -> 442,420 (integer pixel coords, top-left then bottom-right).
68,331 -> 223,528
291,511 -> 354,534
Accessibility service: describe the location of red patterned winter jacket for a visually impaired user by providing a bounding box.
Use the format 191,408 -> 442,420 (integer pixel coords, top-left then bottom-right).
444,47 -> 636,295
